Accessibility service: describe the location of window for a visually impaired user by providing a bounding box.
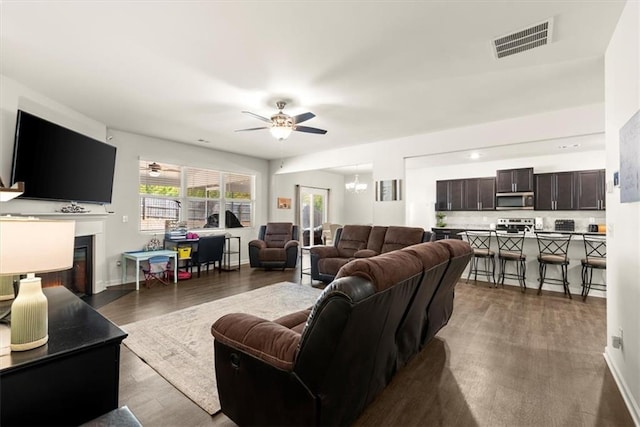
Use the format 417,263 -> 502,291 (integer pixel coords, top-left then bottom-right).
139,160 -> 254,232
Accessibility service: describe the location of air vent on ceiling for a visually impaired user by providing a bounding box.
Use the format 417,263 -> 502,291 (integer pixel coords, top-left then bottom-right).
493,18 -> 554,59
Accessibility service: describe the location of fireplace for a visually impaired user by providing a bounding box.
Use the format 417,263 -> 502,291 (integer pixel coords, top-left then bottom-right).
40,235 -> 94,296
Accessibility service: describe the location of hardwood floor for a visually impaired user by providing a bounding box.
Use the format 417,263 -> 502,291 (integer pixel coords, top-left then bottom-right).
99,264 -> 634,426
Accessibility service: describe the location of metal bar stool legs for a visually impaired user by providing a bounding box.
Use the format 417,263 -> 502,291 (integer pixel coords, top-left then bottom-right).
496,232 -> 527,292
465,231 -> 496,287
581,234 -> 607,301
535,232 -> 572,299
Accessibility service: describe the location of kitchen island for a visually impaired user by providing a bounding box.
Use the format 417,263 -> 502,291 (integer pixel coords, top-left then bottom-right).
432,227 -> 606,298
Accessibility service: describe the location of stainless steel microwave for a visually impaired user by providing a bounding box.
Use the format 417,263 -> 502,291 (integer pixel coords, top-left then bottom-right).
495,192 -> 534,210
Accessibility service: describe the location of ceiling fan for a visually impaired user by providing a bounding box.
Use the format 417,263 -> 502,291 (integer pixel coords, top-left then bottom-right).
236,101 -> 327,140
140,162 -> 179,177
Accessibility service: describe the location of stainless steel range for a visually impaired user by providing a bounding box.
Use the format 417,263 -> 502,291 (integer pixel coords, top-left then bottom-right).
496,218 -> 535,233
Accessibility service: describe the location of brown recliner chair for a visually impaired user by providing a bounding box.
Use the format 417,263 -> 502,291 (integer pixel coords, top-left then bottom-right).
249,222 -> 299,269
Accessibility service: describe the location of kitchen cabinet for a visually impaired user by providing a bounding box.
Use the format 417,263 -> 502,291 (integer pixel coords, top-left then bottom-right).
575,169 -> 606,210
535,172 -> 575,210
496,167 -> 534,193
465,177 -> 496,210
436,179 -> 464,211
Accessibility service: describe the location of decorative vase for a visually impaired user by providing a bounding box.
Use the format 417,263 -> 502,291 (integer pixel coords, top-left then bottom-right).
0,275 -> 15,301
10,273 -> 48,351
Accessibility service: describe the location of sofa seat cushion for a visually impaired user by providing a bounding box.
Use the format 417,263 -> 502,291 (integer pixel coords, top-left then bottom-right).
259,247 -> 288,262
336,249 -> 423,292
381,226 -> 425,253
318,257 -> 352,278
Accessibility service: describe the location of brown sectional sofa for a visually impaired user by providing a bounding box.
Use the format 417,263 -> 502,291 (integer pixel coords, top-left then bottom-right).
310,224 -> 431,283
210,239 -> 472,426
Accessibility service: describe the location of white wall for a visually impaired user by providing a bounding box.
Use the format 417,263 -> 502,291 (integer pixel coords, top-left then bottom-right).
270,169 -> 346,225
0,74 -> 270,290
406,147 -> 607,231
104,129 -> 269,286
273,104 -> 605,226
604,1 -> 640,423
343,172 -> 373,225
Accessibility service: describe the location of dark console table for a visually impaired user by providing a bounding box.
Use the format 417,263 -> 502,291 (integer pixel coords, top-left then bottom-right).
0,286 -> 128,426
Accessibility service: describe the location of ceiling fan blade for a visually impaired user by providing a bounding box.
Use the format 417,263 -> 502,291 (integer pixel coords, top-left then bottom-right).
235,126 -> 269,132
291,112 -> 315,124
294,125 -> 327,135
241,111 -> 272,123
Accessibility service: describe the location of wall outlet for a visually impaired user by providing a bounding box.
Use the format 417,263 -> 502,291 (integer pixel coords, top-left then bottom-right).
116,260 -> 122,267
612,328 -> 623,349
122,215 -> 128,223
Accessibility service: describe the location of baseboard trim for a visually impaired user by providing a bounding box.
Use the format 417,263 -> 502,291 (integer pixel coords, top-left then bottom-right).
604,348 -> 640,426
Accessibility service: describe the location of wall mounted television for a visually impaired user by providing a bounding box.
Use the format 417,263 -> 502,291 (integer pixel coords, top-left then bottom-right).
11,110 -> 117,204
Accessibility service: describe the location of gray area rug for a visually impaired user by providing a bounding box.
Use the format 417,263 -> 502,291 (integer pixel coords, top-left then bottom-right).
122,282 -> 322,415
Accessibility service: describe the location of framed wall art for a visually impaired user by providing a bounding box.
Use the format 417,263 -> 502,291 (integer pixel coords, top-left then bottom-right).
375,179 -> 402,201
277,197 -> 292,209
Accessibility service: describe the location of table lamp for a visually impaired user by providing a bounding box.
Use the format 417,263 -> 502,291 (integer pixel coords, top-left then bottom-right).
0,217 -> 75,351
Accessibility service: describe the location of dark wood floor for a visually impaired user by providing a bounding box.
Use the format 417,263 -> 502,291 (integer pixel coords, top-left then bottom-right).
98,264 -> 634,426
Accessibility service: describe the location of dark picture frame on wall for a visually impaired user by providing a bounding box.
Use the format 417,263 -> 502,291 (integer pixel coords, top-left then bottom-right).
376,179 -> 402,201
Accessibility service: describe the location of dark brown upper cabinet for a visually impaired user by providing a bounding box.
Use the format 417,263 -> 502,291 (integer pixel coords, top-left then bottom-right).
575,169 -> 606,210
436,179 -> 465,211
465,177 -> 496,211
496,167 -> 534,193
535,172 -> 575,210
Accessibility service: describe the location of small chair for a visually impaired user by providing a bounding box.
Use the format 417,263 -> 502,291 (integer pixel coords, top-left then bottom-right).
535,232 -> 572,298
581,234 -> 606,301
465,231 -> 496,286
141,256 -> 171,288
496,231 -> 527,292
191,235 -> 226,277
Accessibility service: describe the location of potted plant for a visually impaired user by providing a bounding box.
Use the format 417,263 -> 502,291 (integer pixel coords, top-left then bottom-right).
436,212 -> 447,227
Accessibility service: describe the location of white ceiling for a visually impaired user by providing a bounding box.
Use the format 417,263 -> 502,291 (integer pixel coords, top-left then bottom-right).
0,1 -> 625,161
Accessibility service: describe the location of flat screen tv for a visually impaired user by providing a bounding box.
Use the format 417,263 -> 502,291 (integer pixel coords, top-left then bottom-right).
11,110 -> 117,204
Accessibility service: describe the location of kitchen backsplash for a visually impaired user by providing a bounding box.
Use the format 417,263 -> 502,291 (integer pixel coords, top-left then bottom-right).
437,210 -> 605,232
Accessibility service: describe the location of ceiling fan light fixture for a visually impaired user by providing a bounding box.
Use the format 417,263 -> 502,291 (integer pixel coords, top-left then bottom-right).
270,124 -> 293,141
148,162 -> 161,177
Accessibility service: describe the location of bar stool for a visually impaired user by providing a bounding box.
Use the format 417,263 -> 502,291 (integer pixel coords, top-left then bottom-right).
581,234 -> 606,301
464,231 -> 496,286
535,232 -> 572,298
496,231 -> 527,292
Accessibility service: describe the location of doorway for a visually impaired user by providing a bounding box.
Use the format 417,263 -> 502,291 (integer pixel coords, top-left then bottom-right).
298,186 -> 329,246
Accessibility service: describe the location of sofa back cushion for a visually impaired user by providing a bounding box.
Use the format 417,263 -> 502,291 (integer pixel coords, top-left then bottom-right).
264,222 -> 293,248
380,226 -> 425,253
336,225 -> 372,258
335,248 -> 423,292
365,226 -> 388,253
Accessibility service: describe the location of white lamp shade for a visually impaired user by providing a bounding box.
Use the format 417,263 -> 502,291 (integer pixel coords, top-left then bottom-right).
0,217 -> 75,275
270,125 -> 293,140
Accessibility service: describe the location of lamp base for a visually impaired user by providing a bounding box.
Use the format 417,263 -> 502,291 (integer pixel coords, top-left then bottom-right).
10,274 -> 48,352
10,334 -> 48,351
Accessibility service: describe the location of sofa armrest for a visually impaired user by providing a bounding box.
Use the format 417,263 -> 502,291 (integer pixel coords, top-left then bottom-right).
354,249 -> 379,258
309,245 -> 339,258
249,239 -> 267,250
284,240 -> 299,250
211,313 -> 301,371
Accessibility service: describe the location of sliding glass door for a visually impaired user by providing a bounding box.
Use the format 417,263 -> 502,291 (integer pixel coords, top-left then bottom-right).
299,186 -> 328,246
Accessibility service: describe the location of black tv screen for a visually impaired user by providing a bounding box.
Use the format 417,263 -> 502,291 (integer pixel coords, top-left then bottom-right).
11,110 -> 117,204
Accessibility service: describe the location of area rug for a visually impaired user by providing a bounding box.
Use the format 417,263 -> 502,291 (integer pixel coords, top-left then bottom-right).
121,282 -> 322,415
